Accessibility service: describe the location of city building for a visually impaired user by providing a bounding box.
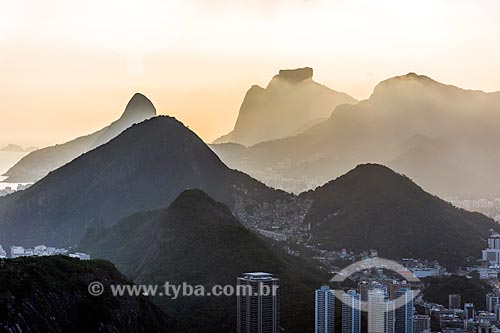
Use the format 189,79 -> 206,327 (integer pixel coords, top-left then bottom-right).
464,303 -> 475,320
395,288 -> 414,333
0,245 -> 6,258
237,272 -> 280,333
449,294 -> 462,310
9,245 -> 68,258
315,286 -> 335,333
478,312 -> 496,325
495,304 -> 500,322
409,267 -> 441,278
486,293 -> 499,313
413,315 -> 431,333
450,198 -> 500,220
34,245 -> 57,256
0,183 -> 32,197
462,318 -> 476,331
358,281 -> 369,302
342,290 -> 362,333
488,234 -> 500,250
368,288 -> 395,333
10,246 -> 25,258
389,281 -> 408,301
477,314 -> 493,333
482,233 -> 500,266
400,258 -> 446,278
69,252 -> 91,260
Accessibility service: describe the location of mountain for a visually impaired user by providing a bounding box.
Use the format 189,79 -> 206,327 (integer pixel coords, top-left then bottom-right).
301,164 -> 499,268
0,144 -> 38,153
213,67 -> 357,146
92,93 -> 157,148
0,116 -> 291,248
422,275 -> 491,311
79,189 -> 327,332
211,73 -> 500,197
0,144 -> 25,153
2,93 -> 156,183
0,255 -> 178,332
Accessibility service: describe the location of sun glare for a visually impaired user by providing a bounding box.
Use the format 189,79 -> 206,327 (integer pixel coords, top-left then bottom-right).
66,0 -> 184,74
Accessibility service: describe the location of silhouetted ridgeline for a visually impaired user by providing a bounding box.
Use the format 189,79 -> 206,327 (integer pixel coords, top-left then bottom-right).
79,189 -> 328,332
0,116 -> 290,247
3,93 -> 156,183
214,67 -> 357,146
212,73 -> 500,198
301,164 -> 499,268
0,256 -> 179,332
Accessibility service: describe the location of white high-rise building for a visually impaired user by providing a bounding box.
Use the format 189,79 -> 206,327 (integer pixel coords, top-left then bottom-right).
342,290 -> 362,333
482,234 -> 500,266
315,286 -> 335,333
489,234 -> 500,250
368,288 -> 395,333
395,288 -> 414,333
0,245 -> 6,258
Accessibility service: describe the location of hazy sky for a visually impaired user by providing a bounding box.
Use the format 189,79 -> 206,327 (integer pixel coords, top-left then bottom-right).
1,0 -> 500,147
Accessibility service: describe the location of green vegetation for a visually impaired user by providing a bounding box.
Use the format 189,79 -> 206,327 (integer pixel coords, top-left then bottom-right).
80,189 -> 329,332
0,116 -> 288,248
0,256 -> 178,332
0,255 -> 120,295
422,275 -> 492,310
303,164 -> 499,268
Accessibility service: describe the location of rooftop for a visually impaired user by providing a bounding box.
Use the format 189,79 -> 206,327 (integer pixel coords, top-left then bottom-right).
243,272 -> 274,279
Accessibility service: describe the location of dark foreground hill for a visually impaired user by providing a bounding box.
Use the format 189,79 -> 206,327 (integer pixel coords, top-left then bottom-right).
0,116 -> 290,247
80,189 -> 328,332
0,256 -> 178,332
302,164 -> 500,268
3,93 -> 156,183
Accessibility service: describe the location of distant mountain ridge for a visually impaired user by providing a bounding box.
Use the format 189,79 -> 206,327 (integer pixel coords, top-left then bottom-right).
211,72 -> 500,198
0,112 -> 496,269
79,189 -> 327,332
1,107 -> 497,275
301,164 -> 499,268
2,93 -> 156,183
1,88 -> 498,272
0,144 -> 37,153
0,116 -> 290,248
214,67 -> 357,146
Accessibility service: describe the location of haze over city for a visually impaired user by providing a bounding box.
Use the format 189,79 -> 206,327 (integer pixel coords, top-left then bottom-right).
2,0 -> 500,146
3,2 -> 500,332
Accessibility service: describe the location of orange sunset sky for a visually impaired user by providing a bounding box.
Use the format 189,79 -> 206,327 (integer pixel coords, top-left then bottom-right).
1,0 -> 500,147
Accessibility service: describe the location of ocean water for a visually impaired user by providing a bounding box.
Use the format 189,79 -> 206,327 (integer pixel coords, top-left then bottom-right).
0,151 -> 30,190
